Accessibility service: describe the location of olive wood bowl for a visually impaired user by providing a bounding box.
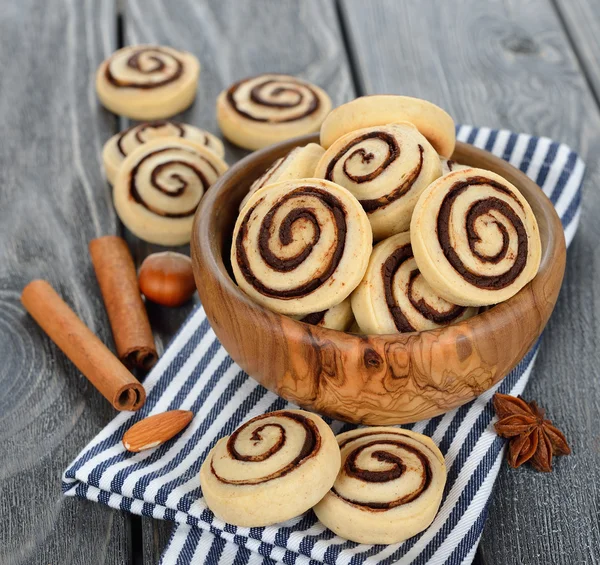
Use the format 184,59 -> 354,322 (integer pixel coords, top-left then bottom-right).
191,134 -> 566,424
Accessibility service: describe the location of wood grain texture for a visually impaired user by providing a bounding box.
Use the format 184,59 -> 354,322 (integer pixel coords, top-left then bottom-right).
0,0 -> 134,563
192,136 -> 565,424
554,0 -> 600,102
120,0 -> 358,558
340,0 -> 600,562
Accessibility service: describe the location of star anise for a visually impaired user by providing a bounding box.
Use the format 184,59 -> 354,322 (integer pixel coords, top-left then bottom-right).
493,393 -> 571,472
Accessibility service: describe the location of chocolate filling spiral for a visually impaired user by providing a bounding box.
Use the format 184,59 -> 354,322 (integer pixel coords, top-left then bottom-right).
334,431 -> 432,511
300,310 -> 327,325
226,76 -> 320,123
129,147 -> 217,218
116,122 -> 186,157
324,131 -> 424,213
211,411 -> 321,485
437,176 -> 528,290
382,244 -> 465,332
105,47 -> 184,89
235,186 -> 347,299
252,155 -> 287,191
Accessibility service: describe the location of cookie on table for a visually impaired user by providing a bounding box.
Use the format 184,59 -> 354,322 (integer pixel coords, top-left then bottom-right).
103,121 -> 224,184
96,45 -> 200,120
239,142 -> 324,210
320,95 -> 456,158
217,74 -> 332,150
113,138 -> 228,246
352,232 -> 477,334
314,122 -> 442,240
232,178 -> 372,316
294,297 -> 354,331
410,167 -> 542,306
200,409 -> 340,527
313,427 -> 447,544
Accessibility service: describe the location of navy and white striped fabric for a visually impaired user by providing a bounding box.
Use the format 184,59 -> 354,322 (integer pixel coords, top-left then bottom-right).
63,127 -> 584,565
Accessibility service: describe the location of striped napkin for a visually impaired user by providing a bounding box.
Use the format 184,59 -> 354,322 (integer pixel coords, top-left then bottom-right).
63,126 -> 584,565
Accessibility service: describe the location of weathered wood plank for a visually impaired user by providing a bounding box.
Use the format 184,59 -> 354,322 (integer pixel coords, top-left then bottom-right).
120,0 -> 356,560
0,0 -> 134,564
554,0 -> 600,102
340,0 -> 600,563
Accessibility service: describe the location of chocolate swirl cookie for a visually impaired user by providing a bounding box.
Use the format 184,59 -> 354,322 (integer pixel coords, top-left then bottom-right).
96,45 -> 200,120
313,427 -> 446,544
294,297 -> 354,331
314,123 -> 442,240
239,143 -> 324,210
440,156 -> 469,176
103,121 -> 224,185
200,410 -> 340,527
113,138 -> 228,245
411,168 -> 542,306
232,179 -> 372,316
351,232 -> 477,334
320,95 -> 456,157
217,74 -> 332,150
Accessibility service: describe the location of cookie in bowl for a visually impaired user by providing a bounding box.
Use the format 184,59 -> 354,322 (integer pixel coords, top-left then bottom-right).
231,178 -> 372,316
351,231 -> 477,334
410,167 -> 542,307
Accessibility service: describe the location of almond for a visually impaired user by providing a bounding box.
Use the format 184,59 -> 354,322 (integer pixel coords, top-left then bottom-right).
122,410 -> 194,453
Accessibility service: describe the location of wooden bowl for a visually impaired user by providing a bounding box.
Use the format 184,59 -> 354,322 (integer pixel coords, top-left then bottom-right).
191,134 -> 566,424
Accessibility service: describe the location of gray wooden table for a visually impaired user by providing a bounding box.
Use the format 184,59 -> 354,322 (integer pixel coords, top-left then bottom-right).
1,1 -> 599,563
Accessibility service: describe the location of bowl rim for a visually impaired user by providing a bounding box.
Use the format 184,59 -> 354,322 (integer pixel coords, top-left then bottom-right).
193,133 -> 565,343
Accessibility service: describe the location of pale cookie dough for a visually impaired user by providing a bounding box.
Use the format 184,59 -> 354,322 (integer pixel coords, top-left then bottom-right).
440,156 -> 469,176
313,427 -> 447,544
113,138 -> 228,245
217,74 -> 332,150
103,121 -> 224,184
239,143 -> 324,210
200,409 -> 340,527
96,45 -> 200,120
410,168 -> 542,307
314,123 -> 442,240
351,232 -> 477,334
320,95 -> 456,157
294,297 -> 354,331
232,178 -> 373,316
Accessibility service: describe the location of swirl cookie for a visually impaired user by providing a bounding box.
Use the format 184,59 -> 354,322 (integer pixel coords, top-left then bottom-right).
103,121 -> 224,185
200,409 -> 340,527
440,157 -> 469,176
352,232 -> 476,334
113,138 -> 228,245
240,143 -> 325,210
320,95 -> 456,158
313,427 -> 446,544
411,168 -> 542,306
232,179 -> 372,316
217,74 -> 332,150
295,298 -> 354,331
314,123 -> 442,240
96,45 -> 200,120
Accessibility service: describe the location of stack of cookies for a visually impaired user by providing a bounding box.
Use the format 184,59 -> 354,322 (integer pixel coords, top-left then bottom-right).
96,45 -> 229,245
230,94 -> 543,334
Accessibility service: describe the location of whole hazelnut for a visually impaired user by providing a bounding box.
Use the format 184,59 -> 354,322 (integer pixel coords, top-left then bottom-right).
138,252 -> 196,307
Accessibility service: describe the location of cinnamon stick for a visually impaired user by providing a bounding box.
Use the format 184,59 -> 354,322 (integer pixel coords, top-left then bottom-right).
89,236 -> 157,370
21,280 -> 146,411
